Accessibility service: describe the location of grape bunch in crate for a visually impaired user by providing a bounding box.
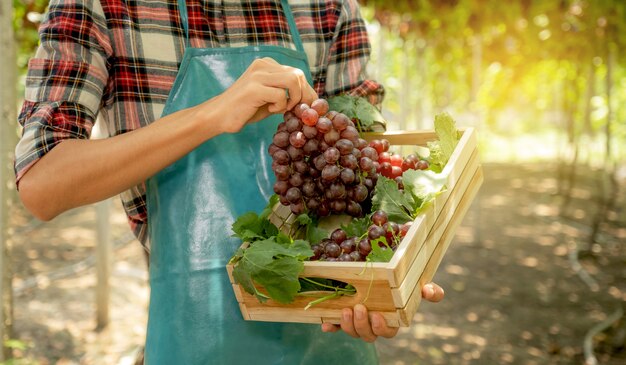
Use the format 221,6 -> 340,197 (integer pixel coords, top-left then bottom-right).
227,96 -> 482,326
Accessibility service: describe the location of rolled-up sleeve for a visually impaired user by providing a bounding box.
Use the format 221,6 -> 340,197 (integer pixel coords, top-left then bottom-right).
323,0 -> 384,107
15,0 -> 112,184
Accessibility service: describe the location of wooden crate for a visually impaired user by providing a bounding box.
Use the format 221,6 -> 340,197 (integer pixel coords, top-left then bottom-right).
226,128 -> 483,327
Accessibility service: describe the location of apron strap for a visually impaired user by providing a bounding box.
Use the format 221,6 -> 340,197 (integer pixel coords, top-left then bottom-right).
176,0 -> 305,53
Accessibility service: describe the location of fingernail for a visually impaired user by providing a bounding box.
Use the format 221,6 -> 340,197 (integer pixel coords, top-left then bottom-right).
372,315 -> 381,328
424,284 -> 434,297
343,309 -> 351,322
355,305 -> 365,320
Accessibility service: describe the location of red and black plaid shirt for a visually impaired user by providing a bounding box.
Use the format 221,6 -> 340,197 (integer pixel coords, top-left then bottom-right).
16,0 -> 383,249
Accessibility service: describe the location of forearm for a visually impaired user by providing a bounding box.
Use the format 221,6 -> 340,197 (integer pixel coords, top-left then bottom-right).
18,102 -> 219,221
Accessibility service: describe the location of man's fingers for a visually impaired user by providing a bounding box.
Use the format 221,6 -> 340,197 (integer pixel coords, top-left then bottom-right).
422,282 -> 445,303
339,308 -> 359,338
352,304 -> 377,343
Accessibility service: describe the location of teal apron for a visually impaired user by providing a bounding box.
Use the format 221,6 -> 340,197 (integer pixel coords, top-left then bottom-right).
144,0 -> 379,363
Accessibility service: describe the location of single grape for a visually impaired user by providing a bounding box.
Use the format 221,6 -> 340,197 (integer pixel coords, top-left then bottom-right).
289,172 -> 303,187
324,129 -> 340,146
273,180 -> 289,195
293,160 -> 308,174
371,210 -> 388,226
272,149 -> 290,165
360,146 -> 379,161
368,224 -> 386,240
331,113 -> 350,131
318,140 -> 330,152
324,242 -> 341,258
301,108 -> 319,127
323,147 -> 340,164
283,111 -> 295,122
380,162 -> 393,178
340,126 -> 359,142
355,138 -> 369,150
273,164 -> 290,181
351,148 -> 361,159
276,122 -> 288,132
293,103 -> 309,118
310,244 -> 323,260
378,151 -> 391,164
302,125 -> 318,139
400,222 -> 412,237
329,182 -> 347,200
290,201 -> 305,215
311,98 -> 330,116
358,238 -> 372,256
317,201 -> 330,216
325,110 -> 338,121
406,154 -> 419,163
279,194 -> 290,206
390,154 -> 403,167
313,155 -> 327,170
330,228 -> 347,244
268,143 -> 281,156
417,160 -> 430,170
340,237 -> 356,253
321,164 -> 341,181
338,253 -> 353,262
285,117 -> 302,133
391,166 -> 403,178
383,221 -> 400,245
316,117 -> 333,133
306,197 -> 320,211
273,131 -> 290,148
287,145 -> 304,161
285,187 -> 302,203
401,158 -> 416,171
289,131 -> 306,148
340,154 -> 358,170
369,139 -> 384,154
352,184 -> 369,202
309,167 -> 320,178
349,250 -> 364,262
340,168 -> 356,185
381,139 -> 390,152
302,180 -> 316,197
335,139 -> 354,155
346,200 -> 362,217
359,156 -> 374,171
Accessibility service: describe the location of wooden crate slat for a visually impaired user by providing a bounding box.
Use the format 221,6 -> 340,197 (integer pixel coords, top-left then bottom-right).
245,307 -> 401,327
399,167 -> 484,325
391,149 -> 480,305
361,130 -> 438,146
233,277 -> 397,312
301,262 -> 391,281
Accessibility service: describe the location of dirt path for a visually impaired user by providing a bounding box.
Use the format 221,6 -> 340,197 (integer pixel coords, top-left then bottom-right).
8,163 -> 626,364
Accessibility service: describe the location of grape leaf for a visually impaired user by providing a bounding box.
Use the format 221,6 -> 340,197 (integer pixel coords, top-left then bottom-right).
371,176 -> 414,223
327,95 -> 386,132
231,238 -> 313,303
231,211 -> 279,243
427,112 -> 459,169
341,216 -> 370,238
367,237 -> 394,262
402,169 -> 447,213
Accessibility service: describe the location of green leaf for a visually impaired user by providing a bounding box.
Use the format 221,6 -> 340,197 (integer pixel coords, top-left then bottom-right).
306,225 -> 329,245
232,237 -> 314,303
367,237 -> 394,262
341,216 -> 371,238
427,112 -> 459,169
371,176 -> 414,223
231,212 -> 265,242
327,95 -> 386,132
402,169 -> 448,214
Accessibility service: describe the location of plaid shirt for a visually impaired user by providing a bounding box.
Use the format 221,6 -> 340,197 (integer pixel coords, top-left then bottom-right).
16,0 -> 383,249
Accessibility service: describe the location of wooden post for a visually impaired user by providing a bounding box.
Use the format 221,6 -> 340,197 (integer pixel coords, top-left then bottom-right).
95,198 -> 112,330
0,0 -> 16,359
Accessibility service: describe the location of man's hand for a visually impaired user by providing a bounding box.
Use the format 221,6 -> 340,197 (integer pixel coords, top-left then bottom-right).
197,57 -> 318,134
320,282 -> 445,342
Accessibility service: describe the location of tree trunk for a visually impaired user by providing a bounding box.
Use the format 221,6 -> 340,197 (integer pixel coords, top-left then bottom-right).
0,1 -> 17,360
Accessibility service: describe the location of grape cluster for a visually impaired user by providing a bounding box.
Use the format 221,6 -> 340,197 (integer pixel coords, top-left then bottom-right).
269,99 -> 379,217
309,210 -> 412,262
368,139 -> 430,189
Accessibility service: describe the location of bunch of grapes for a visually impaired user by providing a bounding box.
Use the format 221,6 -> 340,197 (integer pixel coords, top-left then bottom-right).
368,139 -> 430,189
269,99 -> 380,217
309,210 -> 411,262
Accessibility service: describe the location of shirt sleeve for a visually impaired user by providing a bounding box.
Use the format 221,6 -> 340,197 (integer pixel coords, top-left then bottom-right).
14,0 -> 112,184
321,0 -> 384,107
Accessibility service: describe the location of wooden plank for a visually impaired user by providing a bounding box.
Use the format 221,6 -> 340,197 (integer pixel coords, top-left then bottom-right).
235,276 -> 396,312
391,150 -> 480,305
245,307 -> 401,327
361,130 -> 438,146
398,167 -> 484,325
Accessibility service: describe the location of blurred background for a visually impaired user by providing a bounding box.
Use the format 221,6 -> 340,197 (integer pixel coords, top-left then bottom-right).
1,0 -> 625,364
